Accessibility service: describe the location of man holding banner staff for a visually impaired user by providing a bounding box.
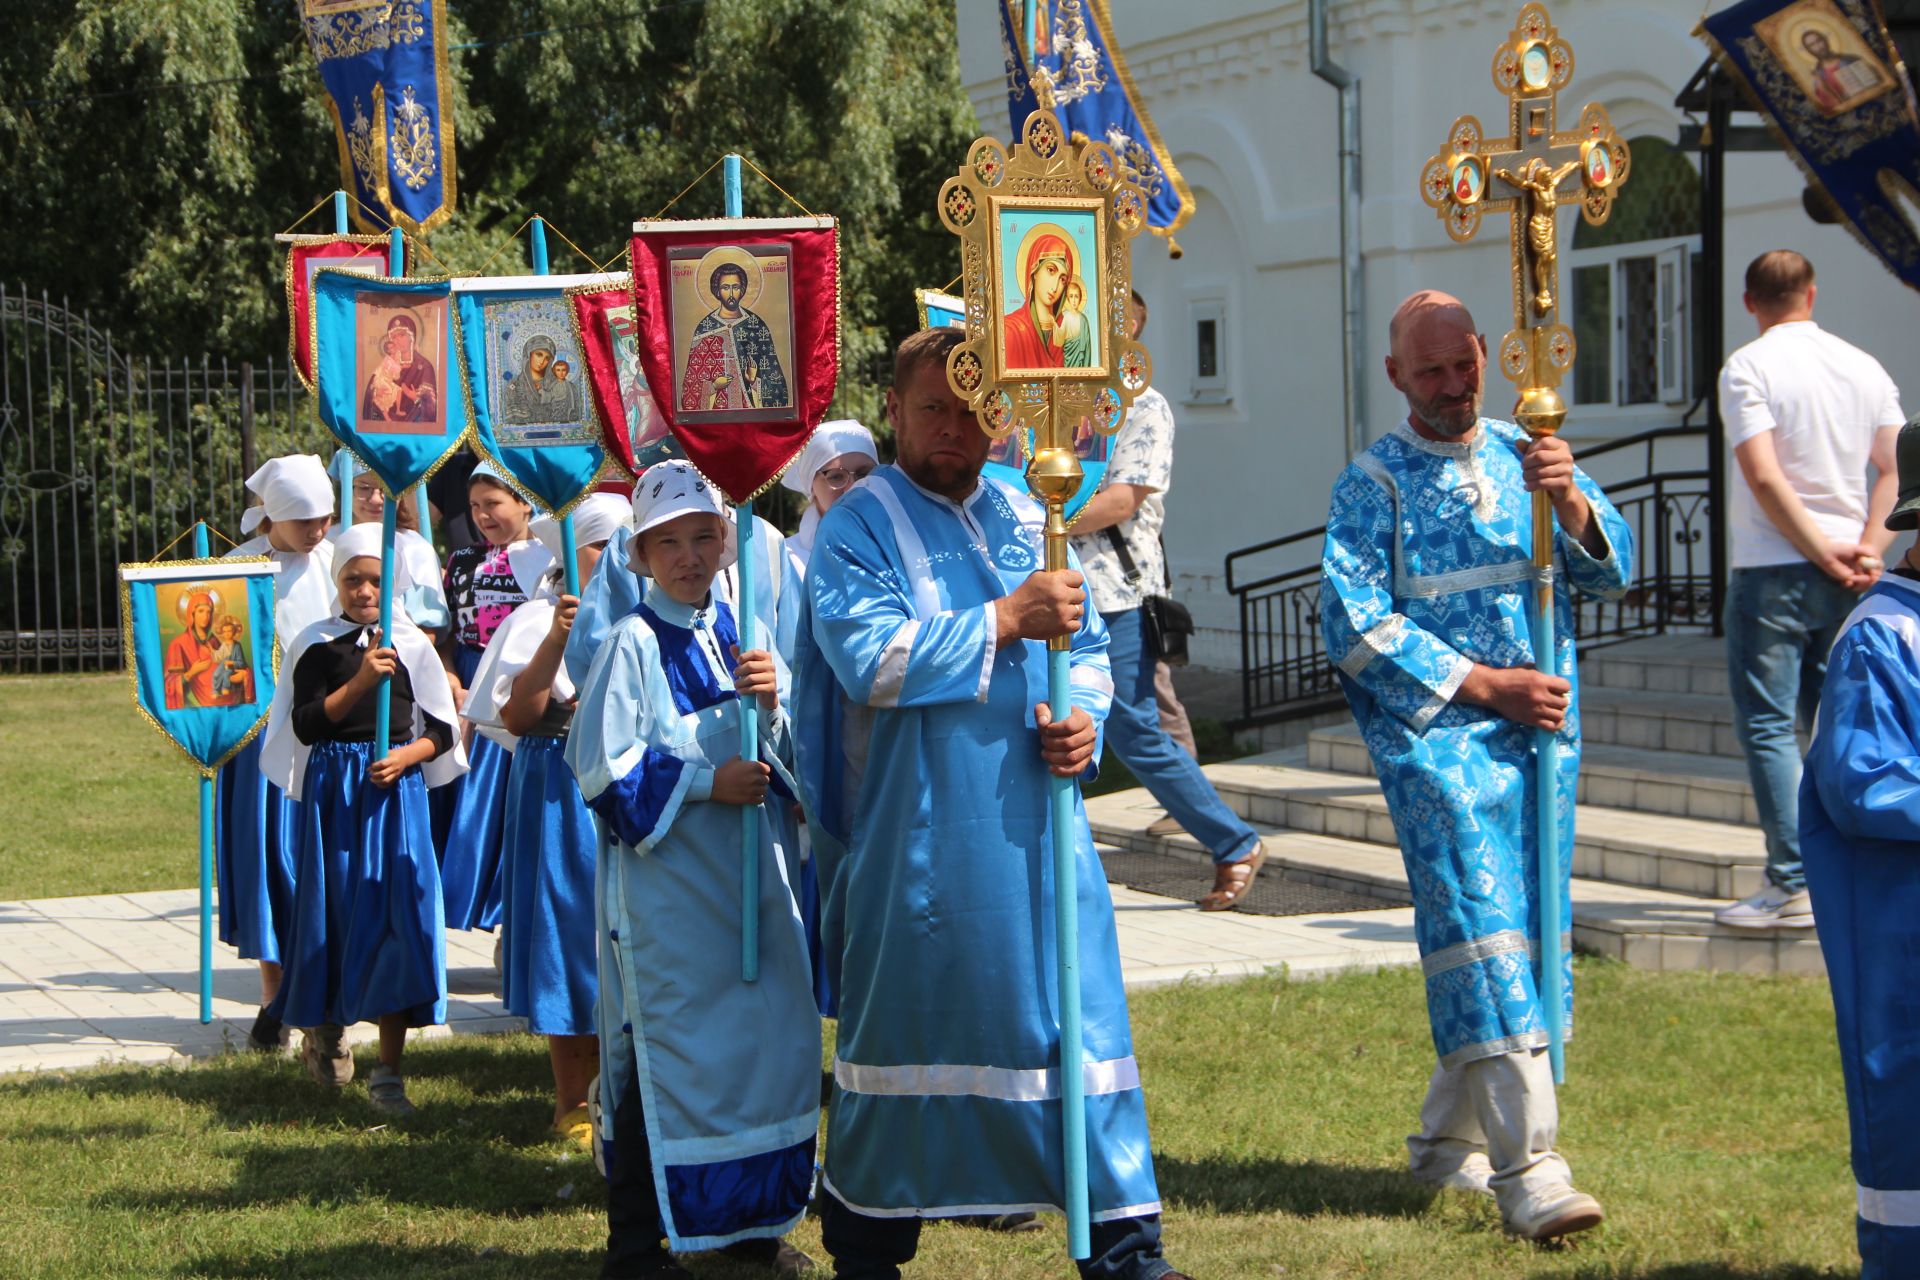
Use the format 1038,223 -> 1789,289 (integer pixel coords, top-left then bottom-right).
1319,291 -> 1633,1241
792,327 -> 1186,1280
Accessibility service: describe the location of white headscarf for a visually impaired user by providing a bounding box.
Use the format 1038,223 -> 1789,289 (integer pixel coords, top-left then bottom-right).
626,460 -> 737,575
246,455 -> 334,523
781,419 -> 878,563
240,505 -> 267,535
331,521 -> 385,572
530,493 -> 633,563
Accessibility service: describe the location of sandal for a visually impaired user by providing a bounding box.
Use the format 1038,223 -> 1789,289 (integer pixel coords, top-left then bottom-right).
1198,843 -> 1267,912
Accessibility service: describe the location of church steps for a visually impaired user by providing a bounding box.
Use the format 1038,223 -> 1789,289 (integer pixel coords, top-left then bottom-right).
1578,686 -> 1746,758
1583,636 -> 1732,700
1085,802 -> 1824,978
1304,723 -> 1759,826
1164,753 -> 1768,901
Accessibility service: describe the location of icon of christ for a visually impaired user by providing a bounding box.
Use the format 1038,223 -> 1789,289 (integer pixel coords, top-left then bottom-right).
679,255 -> 790,413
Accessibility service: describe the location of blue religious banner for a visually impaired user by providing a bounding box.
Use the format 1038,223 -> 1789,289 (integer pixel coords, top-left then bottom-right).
120,557 -> 282,777
301,0 -> 457,235
916,287 -> 966,329
1699,0 -> 1920,293
453,274 -> 621,515
312,270 -> 470,496
999,0 -> 1195,254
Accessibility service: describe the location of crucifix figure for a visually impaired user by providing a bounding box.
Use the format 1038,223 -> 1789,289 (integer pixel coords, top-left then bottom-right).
1414,1 -> 1628,1089
1493,156 -> 1583,313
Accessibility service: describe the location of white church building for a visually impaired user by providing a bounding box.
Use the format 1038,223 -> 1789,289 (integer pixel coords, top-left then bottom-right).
955,0 -> 1917,689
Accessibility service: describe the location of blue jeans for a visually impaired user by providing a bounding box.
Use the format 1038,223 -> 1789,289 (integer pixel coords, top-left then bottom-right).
1102,607 -> 1260,866
1724,564 -> 1858,892
819,1193 -> 1175,1280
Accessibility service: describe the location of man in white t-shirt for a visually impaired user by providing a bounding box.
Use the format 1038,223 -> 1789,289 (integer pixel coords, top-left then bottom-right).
1069,291 -> 1266,910
1714,249 -> 1905,929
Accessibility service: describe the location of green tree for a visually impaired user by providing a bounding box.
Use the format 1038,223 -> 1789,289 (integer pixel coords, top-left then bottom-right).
0,0 -> 980,421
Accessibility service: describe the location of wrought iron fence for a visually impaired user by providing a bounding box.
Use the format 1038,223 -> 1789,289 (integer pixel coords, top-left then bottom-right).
0,284 -> 332,673
1223,423 -> 1718,726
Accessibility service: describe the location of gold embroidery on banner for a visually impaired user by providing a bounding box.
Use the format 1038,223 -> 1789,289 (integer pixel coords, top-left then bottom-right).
1030,0 -> 1108,109
305,1 -> 425,62
347,95 -> 381,190
388,85 -> 437,192
1732,29 -> 1908,165
1102,125 -> 1165,200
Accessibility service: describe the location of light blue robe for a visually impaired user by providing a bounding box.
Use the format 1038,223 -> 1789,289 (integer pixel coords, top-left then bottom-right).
1800,576 -> 1920,1280
1319,419 -> 1633,1069
566,585 -> 820,1251
791,464 -> 1160,1222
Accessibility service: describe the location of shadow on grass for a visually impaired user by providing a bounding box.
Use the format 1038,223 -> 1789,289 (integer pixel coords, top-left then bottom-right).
176,1240 -> 795,1280
1573,1269 -> 1840,1279
94,1132 -> 596,1216
1155,1153 -> 1440,1218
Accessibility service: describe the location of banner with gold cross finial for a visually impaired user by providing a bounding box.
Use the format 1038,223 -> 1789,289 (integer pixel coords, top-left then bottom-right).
301,0 -> 458,235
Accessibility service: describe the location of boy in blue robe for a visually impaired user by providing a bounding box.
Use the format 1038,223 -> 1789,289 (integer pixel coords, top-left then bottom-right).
1319,292 -> 1633,1241
791,328 -> 1189,1280
567,461 -> 819,1278
1800,416 -> 1920,1280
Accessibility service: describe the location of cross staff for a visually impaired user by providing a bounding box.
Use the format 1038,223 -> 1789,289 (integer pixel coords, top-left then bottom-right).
1415,1 -> 1628,1086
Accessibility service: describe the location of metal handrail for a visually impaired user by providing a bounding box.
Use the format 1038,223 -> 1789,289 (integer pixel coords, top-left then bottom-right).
1222,421 -> 1717,726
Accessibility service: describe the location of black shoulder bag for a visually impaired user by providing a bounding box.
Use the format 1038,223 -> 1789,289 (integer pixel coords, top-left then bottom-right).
1103,527 -> 1195,666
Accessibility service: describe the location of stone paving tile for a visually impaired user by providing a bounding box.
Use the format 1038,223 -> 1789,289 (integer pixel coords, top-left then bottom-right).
0,886 -> 1417,1074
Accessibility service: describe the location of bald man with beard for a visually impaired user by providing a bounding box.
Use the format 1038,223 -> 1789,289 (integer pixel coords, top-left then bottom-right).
1318,291 -> 1634,1240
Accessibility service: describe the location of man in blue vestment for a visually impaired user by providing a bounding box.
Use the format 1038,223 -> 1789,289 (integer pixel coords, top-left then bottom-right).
1800,415 -> 1920,1280
1319,291 -> 1634,1241
792,326 -> 1188,1280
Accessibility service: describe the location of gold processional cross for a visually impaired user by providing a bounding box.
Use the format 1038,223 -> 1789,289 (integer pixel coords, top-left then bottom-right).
1418,1 -> 1629,439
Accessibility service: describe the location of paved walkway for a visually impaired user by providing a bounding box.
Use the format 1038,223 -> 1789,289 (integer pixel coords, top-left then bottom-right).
0,884 -> 1418,1074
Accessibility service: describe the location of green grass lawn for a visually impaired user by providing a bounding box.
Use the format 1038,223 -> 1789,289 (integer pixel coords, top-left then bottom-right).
0,962 -> 1856,1279
0,674 -> 197,900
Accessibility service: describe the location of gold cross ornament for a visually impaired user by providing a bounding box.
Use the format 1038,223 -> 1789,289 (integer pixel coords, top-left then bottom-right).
1417,2 -> 1629,439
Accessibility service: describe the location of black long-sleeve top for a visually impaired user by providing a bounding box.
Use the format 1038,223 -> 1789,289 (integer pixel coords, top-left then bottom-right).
289,623 -> 455,755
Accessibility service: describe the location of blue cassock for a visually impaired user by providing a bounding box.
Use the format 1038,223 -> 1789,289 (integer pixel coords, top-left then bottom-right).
791,464 -> 1161,1222
1801,576 -> 1920,1280
1319,419 -> 1633,1069
566,586 -> 820,1252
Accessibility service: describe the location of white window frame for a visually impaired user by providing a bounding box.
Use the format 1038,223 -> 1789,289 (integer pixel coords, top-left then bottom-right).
1185,296 -> 1231,406
1565,234 -> 1698,419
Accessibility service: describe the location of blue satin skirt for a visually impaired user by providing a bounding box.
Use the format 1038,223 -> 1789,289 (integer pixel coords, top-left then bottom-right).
268,741 -> 447,1030
434,644 -> 509,931
501,735 -> 598,1036
215,737 -> 297,964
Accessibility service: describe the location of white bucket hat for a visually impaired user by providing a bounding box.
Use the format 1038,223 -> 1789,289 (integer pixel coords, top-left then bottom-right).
626,460 -> 737,575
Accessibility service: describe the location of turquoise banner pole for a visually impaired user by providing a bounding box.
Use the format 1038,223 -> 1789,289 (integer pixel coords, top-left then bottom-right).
527,214 -> 580,595
1533,491 -> 1566,1084
722,153 -> 760,983
333,189 -> 349,234
194,520 -> 214,1024
373,226 -> 405,756
1048,646 -> 1089,1258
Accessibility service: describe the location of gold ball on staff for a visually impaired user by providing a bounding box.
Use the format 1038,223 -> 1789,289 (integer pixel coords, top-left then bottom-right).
1027,446 -> 1085,506
1514,384 -> 1568,439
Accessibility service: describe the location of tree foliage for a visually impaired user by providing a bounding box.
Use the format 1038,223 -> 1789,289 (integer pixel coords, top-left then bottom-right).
0,0 -> 981,418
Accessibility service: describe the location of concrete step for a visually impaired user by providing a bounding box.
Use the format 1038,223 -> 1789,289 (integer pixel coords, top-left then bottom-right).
1085,789 -> 1823,977
1580,686 -> 1747,759
1580,636 -> 1730,699
1120,752 -> 1767,901
1306,722 -> 1759,826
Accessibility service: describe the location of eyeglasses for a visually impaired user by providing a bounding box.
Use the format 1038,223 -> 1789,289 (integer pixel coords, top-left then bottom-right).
816,465 -> 875,491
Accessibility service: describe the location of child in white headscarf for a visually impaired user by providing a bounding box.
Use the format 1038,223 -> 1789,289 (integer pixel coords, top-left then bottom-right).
258,521 -> 468,1114
220,454 -> 338,1052
773,420 -> 878,663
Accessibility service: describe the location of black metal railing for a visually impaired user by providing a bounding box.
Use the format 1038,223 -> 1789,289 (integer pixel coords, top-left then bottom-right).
1224,423 -> 1718,726
0,284 -> 331,673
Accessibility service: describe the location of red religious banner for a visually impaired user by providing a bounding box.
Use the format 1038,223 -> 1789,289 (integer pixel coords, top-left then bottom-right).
565,273 -> 679,477
625,217 -> 839,503
285,235 -> 391,391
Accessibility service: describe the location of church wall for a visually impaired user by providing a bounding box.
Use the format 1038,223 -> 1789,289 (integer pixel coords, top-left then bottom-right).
958,0 -> 1919,681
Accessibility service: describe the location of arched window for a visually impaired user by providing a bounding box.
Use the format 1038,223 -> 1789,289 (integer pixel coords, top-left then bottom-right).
1567,136 -> 1702,410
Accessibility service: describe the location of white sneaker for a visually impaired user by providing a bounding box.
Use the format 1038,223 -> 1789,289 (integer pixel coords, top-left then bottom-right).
1505,1187 -> 1604,1240
1714,883 -> 1814,929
